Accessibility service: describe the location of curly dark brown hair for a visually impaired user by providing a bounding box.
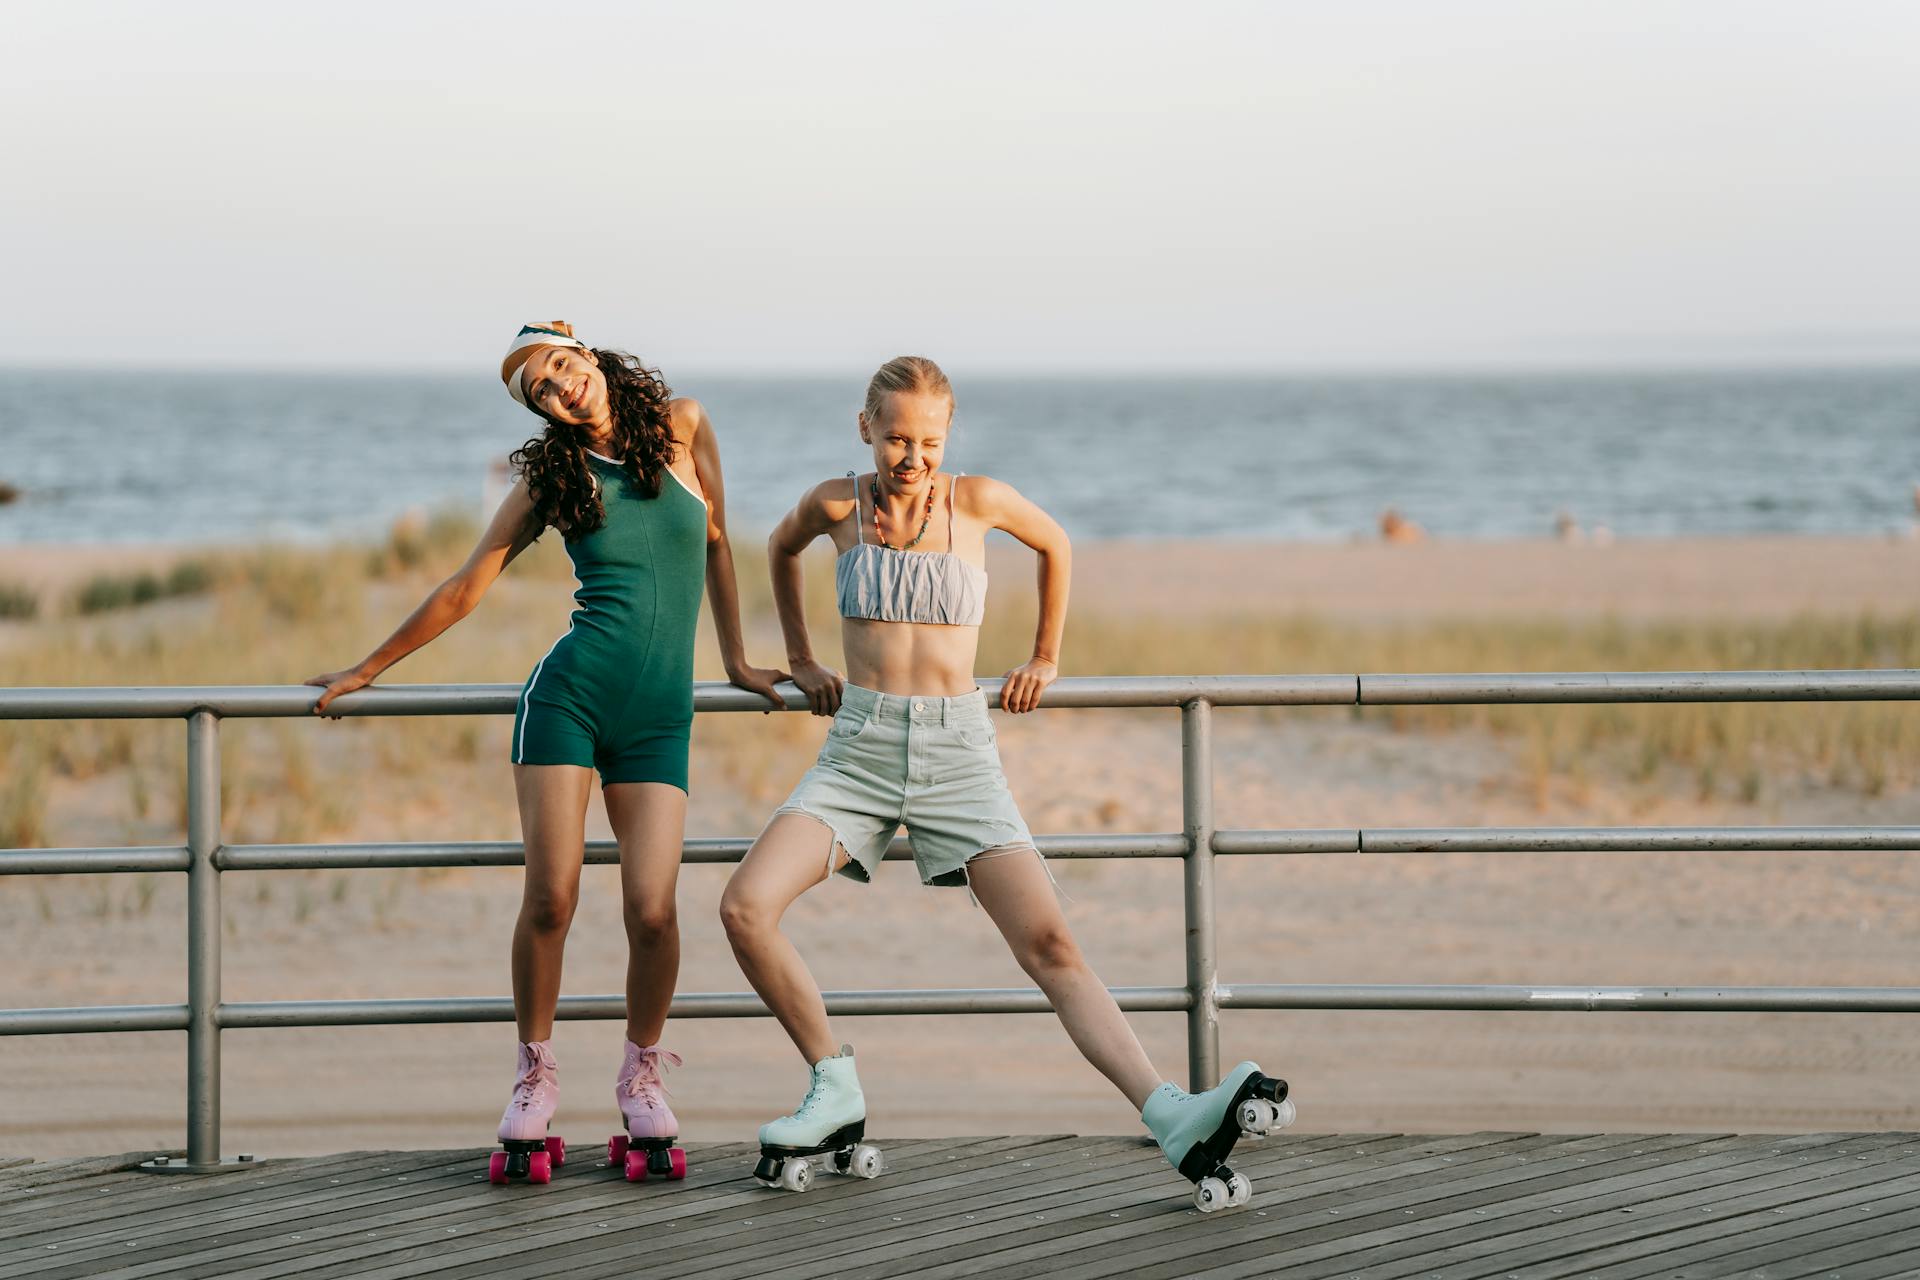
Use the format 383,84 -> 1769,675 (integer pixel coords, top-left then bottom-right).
510,349 -> 677,540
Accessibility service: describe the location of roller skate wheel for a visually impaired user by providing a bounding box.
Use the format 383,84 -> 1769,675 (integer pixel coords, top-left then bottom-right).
624,1148 -> 649,1182
487,1152 -> 509,1185
527,1151 -> 552,1185
1237,1098 -> 1277,1136
1272,1098 -> 1296,1129
546,1135 -> 567,1167
1226,1172 -> 1253,1207
608,1134 -> 629,1165
1194,1176 -> 1229,1213
780,1157 -> 814,1193
849,1144 -> 885,1179
665,1147 -> 688,1180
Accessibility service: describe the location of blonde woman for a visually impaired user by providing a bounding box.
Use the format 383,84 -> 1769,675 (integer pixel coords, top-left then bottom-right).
720,356 -> 1292,1210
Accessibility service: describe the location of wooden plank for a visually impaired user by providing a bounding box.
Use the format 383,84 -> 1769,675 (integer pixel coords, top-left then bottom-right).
1102,1133 -> 1784,1280
1782,1242 -> 1920,1280
560,1136 -> 1178,1280
1059,1134 -> 1918,1280
197,1138 -> 868,1280
1550,1181 -> 1920,1278
15,1155 -> 497,1280
0,1153 -> 170,1196
410,1135 -> 1127,1280
1021,1134 -> 1713,1280
6,1134 -> 1913,1280
18,1143 -> 751,1280
1372,1134 -> 1900,1279
5,1150 -> 461,1238
270,1136 -> 1029,1280
790,1136 -> 1469,1280
7,1152 -> 488,1267
1217,1133 -> 1890,1280
814,1134 -> 1564,1280
0,1148 -> 442,1242
655,1135 -> 1212,1277
532,1135 -> 1400,1280
669,1136 -> 1302,1280
1644,1201 -> 1920,1280
1381,1134 -> 1915,1280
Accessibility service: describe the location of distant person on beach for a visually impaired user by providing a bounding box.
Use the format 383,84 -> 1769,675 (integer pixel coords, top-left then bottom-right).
719,356 -> 1292,1209
305,322 -> 785,1185
1379,506 -> 1425,544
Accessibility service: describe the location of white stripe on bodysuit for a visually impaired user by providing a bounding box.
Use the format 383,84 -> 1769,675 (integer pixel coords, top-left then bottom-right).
514,565 -> 583,763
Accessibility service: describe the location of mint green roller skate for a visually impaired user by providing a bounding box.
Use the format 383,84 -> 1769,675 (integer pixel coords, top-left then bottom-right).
753,1045 -> 885,1193
1142,1060 -> 1294,1211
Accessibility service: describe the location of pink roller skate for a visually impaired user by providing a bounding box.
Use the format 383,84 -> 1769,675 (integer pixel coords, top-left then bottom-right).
488,1039 -> 566,1185
607,1041 -> 686,1182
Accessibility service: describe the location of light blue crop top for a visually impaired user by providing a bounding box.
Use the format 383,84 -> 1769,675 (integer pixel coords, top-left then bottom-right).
835,472 -> 988,627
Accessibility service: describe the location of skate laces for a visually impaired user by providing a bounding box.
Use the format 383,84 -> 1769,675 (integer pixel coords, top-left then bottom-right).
790,1072 -> 828,1120
621,1046 -> 682,1103
512,1044 -> 557,1109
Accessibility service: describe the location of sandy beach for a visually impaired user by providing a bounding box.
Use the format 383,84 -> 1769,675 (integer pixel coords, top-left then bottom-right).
2,533 -> 1917,1160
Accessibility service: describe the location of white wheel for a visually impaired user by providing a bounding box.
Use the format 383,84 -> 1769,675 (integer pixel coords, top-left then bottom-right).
849,1144 -> 885,1179
1272,1098 -> 1297,1129
1194,1176 -> 1229,1213
780,1158 -> 814,1192
1237,1098 -> 1276,1136
1227,1172 -> 1253,1206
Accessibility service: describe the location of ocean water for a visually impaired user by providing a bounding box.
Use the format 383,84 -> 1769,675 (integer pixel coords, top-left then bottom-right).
1,367 -> 1916,545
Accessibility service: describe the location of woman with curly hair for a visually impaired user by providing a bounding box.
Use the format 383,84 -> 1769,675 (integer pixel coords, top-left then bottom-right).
307,322 -> 786,1185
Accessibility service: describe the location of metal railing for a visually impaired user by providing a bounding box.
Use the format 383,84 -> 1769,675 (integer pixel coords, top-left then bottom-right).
3,671 -> 1919,1172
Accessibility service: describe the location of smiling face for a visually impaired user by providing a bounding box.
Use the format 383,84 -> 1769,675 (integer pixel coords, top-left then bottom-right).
859,388 -> 952,493
519,345 -> 609,426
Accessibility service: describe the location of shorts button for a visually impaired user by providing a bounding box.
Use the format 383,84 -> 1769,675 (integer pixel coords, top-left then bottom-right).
914,701 -> 926,712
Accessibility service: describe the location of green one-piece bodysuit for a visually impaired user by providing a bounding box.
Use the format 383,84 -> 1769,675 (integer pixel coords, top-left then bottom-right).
510,450 -> 708,789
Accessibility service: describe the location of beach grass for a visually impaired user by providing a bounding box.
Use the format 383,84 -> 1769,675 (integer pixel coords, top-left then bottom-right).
0,581 -> 39,621
72,559 -> 218,615
1,517 -> 1915,848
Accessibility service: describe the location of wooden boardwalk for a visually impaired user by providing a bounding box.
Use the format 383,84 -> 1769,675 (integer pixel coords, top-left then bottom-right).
1,1133 -> 1916,1279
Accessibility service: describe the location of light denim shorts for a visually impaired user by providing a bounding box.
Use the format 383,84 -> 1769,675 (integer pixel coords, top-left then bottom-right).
772,683 -> 1035,887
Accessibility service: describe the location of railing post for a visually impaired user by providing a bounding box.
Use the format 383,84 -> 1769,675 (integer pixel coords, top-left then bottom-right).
146,709 -> 251,1172
1182,698 -> 1220,1089
186,708 -> 222,1167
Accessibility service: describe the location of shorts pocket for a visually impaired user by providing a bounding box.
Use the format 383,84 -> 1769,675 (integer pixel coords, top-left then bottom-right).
821,713 -> 876,760
952,721 -> 997,752
826,713 -> 874,742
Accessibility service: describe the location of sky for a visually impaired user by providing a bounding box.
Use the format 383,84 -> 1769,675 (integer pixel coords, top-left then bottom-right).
3,0 -> 1919,373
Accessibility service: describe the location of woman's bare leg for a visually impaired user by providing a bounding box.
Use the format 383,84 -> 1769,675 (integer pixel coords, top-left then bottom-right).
719,812 -> 848,1065
510,764 -> 595,1042
968,846 -> 1163,1109
604,781 -> 689,1047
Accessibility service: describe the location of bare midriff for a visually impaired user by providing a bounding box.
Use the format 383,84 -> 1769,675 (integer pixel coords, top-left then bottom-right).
841,616 -> 981,697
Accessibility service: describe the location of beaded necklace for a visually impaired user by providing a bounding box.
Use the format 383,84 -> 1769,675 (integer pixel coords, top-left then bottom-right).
870,475 -> 937,551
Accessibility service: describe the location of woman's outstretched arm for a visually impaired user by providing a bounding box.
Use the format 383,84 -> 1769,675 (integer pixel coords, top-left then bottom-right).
680,397 -> 787,709
305,481 -> 540,714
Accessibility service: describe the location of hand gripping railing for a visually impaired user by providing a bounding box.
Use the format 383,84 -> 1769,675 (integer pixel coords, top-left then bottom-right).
3,670 -> 1918,1171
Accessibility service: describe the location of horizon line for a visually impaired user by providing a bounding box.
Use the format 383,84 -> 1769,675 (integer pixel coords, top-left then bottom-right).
6,354 -> 1920,381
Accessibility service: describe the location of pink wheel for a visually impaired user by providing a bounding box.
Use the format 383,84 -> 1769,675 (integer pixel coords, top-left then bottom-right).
546,1135 -> 567,1168
487,1151 -> 509,1185
608,1134 -> 629,1166
664,1147 -> 687,1180
625,1148 -> 649,1183
527,1151 -> 552,1184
